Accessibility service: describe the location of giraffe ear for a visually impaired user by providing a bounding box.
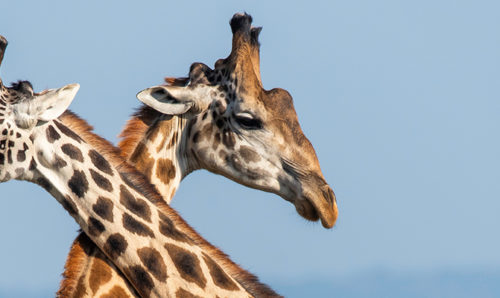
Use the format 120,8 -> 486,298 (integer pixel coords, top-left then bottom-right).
136,85 -> 193,115
137,84 -> 216,115
33,83 -> 80,121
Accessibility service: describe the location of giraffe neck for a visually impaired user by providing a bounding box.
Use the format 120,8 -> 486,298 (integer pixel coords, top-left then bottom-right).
58,109 -> 279,298
122,111 -> 198,203
28,112 -> 265,297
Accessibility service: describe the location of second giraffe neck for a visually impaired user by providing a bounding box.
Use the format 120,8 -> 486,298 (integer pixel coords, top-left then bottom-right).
125,113 -> 194,203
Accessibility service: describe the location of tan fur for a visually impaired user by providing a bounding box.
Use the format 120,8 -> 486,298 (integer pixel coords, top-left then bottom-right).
58,233 -> 95,297
100,285 -> 131,298
89,253 -> 113,294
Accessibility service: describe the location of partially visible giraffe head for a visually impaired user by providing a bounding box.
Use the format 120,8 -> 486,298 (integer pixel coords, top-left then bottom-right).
0,35 -> 80,182
137,13 -> 337,228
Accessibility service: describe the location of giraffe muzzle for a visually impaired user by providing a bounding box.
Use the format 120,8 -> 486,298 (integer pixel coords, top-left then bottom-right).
296,184 -> 338,229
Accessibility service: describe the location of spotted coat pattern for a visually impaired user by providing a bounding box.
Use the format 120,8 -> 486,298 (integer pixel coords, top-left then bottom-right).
58,12 -> 337,298
0,34 -> 278,297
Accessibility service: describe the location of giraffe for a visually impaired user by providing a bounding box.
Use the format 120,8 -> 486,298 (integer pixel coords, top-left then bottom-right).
0,35 -> 279,297
57,13 -> 338,297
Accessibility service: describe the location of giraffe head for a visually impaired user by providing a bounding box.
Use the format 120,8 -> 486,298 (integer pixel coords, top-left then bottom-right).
137,14 -> 337,228
0,35 -> 80,182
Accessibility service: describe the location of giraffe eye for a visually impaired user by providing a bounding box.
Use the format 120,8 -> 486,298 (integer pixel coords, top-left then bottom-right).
234,112 -> 262,130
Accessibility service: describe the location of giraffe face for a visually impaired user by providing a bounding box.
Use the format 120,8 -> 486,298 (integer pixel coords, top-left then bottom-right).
0,79 -> 79,182
137,14 -> 337,228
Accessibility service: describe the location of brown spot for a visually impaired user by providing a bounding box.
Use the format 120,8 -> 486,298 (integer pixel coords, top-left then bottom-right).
61,143 -> 84,162
156,135 -> 169,153
137,247 -> 168,282
150,118 -> 172,144
61,195 -> 78,216
239,145 -> 260,163
129,144 -> 154,180
53,154 -> 68,169
165,243 -> 206,289
88,217 -> 105,237
89,255 -> 112,294
73,275 -> 88,298
68,169 -> 88,198
46,125 -> 61,143
122,213 -> 155,237
144,118 -> 172,152
90,169 -> 113,192
89,149 -> 114,176
226,154 -> 242,172
54,120 -> 83,143
7,148 -> 12,164
16,143 -> 28,162
218,150 -> 227,159
175,288 -> 203,298
93,196 -> 114,222
158,212 -> 188,243
202,253 -> 240,291
155,158 -> 176,185
100,285 -> 131,298
104,233 -> 128,259
123,265 -> 154,297
200,123 -> 214,143
120,185 -> 152,222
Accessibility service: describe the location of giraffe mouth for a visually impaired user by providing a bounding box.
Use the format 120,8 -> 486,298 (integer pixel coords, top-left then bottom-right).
295,199 -> 320,223
295,187 -> 338,229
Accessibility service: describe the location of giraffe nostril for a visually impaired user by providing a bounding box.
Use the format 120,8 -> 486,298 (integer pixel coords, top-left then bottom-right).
322,186 -> 336,207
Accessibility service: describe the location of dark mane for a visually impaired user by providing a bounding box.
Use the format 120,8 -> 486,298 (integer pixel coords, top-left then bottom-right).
59,107 -> 280,297
10,80 -> 33,93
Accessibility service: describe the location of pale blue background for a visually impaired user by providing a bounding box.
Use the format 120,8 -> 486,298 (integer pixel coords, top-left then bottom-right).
0,1 -> 499,297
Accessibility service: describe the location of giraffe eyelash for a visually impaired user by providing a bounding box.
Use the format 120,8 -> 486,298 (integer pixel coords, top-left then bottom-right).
233,112 -> 262,130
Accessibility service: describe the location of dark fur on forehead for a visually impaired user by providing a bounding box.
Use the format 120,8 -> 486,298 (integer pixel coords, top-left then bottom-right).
189,63 -> 214,84
230,13 -> 252,34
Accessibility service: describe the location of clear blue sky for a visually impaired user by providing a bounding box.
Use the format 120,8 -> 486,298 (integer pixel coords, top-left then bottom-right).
0,1 -> 499,297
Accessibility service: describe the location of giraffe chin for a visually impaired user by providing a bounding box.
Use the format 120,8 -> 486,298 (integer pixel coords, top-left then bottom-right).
294,197 -> 337,229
